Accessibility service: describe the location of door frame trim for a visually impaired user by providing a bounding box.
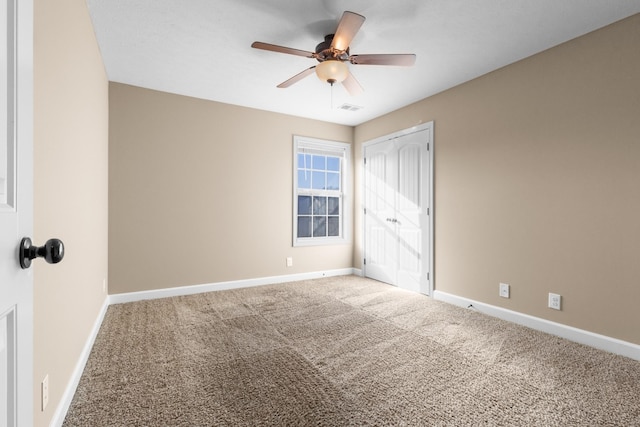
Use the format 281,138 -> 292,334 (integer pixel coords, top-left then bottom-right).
361,121 -> 434,295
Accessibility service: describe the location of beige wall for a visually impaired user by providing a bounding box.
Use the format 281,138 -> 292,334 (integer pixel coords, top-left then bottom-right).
355,14 -> 640,344
34,0 -> 109,425
109,84 -> 353,294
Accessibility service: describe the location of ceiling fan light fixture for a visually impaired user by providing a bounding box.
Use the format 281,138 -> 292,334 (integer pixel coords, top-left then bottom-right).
315,60 -> 348,84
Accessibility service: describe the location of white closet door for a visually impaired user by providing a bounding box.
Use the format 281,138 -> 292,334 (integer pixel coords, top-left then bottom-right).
364,125 -> 431,294
364,141 -> 397,285
395,131 -> 428,293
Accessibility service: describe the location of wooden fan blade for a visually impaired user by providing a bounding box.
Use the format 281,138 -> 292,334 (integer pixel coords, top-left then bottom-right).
331,11 -> 365,51
251,41 -> 315,58
277,66 -> 316,88
350,54 -> 416,66
342,72 -> 364,96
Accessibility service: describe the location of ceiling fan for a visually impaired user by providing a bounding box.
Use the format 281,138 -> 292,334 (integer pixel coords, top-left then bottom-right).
251,11 -> 416,96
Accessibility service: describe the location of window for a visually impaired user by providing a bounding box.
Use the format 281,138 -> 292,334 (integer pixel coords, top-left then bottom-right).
293,136 -> 350,246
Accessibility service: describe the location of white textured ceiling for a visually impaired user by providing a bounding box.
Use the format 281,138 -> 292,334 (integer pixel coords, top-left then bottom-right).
86,0 -> 640,126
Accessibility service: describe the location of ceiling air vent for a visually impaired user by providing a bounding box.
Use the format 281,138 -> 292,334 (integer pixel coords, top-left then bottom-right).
338,103 -> 363,112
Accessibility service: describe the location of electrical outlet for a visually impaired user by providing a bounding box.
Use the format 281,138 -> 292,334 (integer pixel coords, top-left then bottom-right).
42,375 -> 49,411
548,293 -> 562,310
499,283 -> 510,298
286,257 -> 293,267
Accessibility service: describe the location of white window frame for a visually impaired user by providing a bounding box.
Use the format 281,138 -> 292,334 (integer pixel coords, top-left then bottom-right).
293,136 -> 351,247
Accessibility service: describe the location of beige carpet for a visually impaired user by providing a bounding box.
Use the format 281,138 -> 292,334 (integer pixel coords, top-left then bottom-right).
63,275 -> 640,426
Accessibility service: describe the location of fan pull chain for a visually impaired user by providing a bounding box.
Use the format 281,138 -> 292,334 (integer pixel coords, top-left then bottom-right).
330,81 -> 334,110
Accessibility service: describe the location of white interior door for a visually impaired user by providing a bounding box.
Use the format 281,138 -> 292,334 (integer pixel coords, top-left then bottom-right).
364,123 -> 432,294
1,0 -> 34,425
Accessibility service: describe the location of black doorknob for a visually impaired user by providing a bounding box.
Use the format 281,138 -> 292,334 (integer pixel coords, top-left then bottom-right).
19,237 -> 65,269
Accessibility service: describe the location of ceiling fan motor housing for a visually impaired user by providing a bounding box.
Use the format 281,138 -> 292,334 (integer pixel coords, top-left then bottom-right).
315,34 -> 349,62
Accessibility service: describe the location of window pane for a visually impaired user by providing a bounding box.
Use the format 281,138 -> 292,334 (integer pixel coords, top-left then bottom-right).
297,170 -> 311,189
312,171 -> 326,190
313,216 -> 326,237
298,195 -> 312,215
328,197 -> 339,215
326,172 -> 340,190
298,217 -> 311,238
328,216 -> 340,236
312,155 -> 326,170
327,156 -> 340,171
313,196 -> 326,215
298,153 -> 311,168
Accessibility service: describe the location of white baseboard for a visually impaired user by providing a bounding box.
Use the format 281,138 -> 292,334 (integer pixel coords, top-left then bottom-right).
109,268 -> 358,304
51,296 -> 110,427
433,290 -> 640,362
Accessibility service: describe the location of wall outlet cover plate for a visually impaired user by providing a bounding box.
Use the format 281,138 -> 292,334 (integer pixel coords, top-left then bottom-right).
548,293 -> 562,310
499,283 -> 510,298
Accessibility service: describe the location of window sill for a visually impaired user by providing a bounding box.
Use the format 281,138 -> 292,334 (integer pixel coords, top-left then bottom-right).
293,237 -> 349,247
